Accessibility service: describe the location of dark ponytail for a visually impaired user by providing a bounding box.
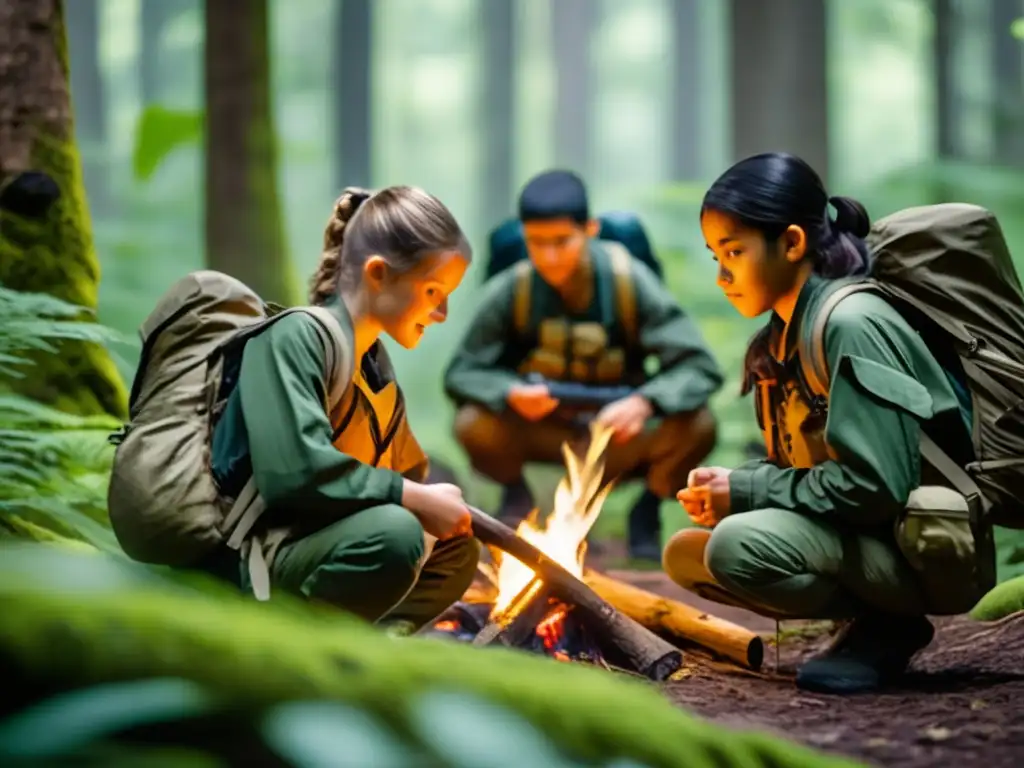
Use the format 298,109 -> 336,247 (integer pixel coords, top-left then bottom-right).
700,153 -> 873,394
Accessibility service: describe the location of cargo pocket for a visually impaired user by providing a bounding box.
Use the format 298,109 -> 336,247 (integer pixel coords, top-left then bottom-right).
894,486 -> 982,615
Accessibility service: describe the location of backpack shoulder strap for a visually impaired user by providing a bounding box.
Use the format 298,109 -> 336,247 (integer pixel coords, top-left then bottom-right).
604,241 -> 638,346
799,281 -> 876,398
293,305 -> 354,411
512,260 -> 533,338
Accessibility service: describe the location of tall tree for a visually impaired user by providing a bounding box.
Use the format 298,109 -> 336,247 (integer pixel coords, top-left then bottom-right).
728,0 -> 829,181
933,0 -> 958,160
991,0 -> 1024,166
204,0 -> 293,303
65,0 -> 109,215
331,0 -> 373,190
0,0 -> 127,417
552,0 -> 596,175
668,0 -> 701,180
482,0 -> 516,223
140,0 -> 181,104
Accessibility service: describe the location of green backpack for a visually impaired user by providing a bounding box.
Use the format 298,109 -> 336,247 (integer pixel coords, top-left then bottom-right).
798,203 -> 1024,532
107,271 -> 352,568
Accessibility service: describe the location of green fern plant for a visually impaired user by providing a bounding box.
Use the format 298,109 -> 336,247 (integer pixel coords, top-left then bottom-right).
0,284 -> 125,553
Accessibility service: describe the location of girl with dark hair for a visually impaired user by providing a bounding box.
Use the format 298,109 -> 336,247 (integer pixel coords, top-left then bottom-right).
663,153 -> 979,694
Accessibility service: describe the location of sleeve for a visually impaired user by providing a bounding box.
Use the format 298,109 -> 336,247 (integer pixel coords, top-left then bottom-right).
632,261 -> 725,414
442,270 -> 523,413
728,294 -> 936,526
238,314 -> 405,518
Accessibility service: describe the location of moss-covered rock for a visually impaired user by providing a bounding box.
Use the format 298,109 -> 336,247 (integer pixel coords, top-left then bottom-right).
0,1 -> 127,418
970,575 -> 1024,621
0,543 -> 865,768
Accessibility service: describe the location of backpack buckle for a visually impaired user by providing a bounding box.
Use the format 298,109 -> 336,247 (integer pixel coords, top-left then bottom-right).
107,424 -> 131,446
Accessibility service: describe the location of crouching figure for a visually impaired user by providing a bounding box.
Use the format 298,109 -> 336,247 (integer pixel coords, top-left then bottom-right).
665,153 -> 1004,694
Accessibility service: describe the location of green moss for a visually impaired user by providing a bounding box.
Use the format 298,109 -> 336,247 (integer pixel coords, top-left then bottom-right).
0,543 -> 865,768
0,9 -> 127,419
970,575 -> 1024,621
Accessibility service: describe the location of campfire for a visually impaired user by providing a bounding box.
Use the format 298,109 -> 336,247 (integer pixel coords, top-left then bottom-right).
423,424 -> 766,680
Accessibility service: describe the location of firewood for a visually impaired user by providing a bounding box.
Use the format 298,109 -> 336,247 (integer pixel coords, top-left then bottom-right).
583,569 -> 764,671
473,579 -> 554,648
467,507 -> 683,681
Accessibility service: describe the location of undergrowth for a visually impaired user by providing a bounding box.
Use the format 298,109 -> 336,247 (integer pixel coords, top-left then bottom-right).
0,283 -> 123,553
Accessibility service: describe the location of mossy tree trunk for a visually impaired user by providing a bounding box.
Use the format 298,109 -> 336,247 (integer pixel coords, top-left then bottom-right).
204,0 -> 294,304
0,0 -> 127,419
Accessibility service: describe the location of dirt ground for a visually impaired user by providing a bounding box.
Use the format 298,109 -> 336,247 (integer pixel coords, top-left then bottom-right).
609,568 -> 1024,768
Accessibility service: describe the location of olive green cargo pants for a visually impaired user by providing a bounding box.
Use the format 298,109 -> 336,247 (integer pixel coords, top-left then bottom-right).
663,507 -> 931,620
235,504 -> 479,630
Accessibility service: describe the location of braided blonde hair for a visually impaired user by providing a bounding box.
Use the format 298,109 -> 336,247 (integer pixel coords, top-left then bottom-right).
308,185 -> 471,305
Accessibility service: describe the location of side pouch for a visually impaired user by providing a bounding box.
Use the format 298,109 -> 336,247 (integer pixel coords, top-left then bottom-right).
895,485 -> 984,615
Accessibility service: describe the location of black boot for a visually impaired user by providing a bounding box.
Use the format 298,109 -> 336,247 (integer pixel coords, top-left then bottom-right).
627,489 -> 663,562
796,614 -> 935,694
497,478 -> 534,527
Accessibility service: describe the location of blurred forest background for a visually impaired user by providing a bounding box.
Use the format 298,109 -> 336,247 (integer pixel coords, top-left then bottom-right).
53,0 -> 1024,572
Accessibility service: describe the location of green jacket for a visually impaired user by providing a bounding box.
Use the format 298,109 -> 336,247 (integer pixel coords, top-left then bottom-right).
443,240 -> 723,415
211,298 -> 427,533
730,274 -> 974,527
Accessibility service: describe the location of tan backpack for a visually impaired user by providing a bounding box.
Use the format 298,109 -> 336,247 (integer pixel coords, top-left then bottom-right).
107,271 -> 351,568
797,204 -> 1024,532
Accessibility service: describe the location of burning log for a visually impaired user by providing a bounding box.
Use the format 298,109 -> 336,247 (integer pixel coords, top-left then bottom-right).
468,507 -> 684,682
472,578 -> 553,648
583,569 -> 764,671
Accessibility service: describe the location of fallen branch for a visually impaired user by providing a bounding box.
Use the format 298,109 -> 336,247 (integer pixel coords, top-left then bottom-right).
468,507 -> 683,681
583,569 -> 763,671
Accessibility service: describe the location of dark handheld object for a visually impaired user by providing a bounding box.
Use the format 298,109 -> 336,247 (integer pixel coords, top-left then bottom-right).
486,211 -> 664,281
467,506 -> 683,681
0,171 -> 61,219
524,373 -> 635,408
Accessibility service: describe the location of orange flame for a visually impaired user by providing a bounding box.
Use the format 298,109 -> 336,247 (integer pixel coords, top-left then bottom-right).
491,422 -> 616,619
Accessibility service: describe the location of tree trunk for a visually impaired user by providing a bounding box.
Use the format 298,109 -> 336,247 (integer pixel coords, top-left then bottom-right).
204,0 -> 293,304
933,0 -> 958,159
64,0 -> 109,215
482,0 -> 516,224
0,0 -> 127,418
140,0 -> 179,104
991,0 -> 1024,166
728,0 -> 829,182
331,0 -> 373,191
552,0 -> 595,176
669,0 -> 701,180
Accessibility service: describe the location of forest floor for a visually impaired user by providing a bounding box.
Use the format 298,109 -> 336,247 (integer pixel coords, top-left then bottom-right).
598,563 -> 1024,768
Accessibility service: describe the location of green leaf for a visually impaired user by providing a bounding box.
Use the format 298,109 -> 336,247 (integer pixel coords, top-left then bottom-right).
1011,17 -> 1024,40
132,105 -> 204,182
0,679 -> 212,759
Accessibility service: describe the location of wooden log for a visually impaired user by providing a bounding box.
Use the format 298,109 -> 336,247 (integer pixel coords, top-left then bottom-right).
468,507 -> 683,681
584,569 -> 764,671
473,579 -> 553,648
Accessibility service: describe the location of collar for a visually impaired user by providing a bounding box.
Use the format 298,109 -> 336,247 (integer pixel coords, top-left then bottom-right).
319,296 -> 396,386
769,273 -> 828,363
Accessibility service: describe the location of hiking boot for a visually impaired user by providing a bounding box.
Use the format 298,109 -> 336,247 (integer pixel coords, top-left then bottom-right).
627,489 -> 663,562
796,614 -> 935,694
497,479 -> 534,528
